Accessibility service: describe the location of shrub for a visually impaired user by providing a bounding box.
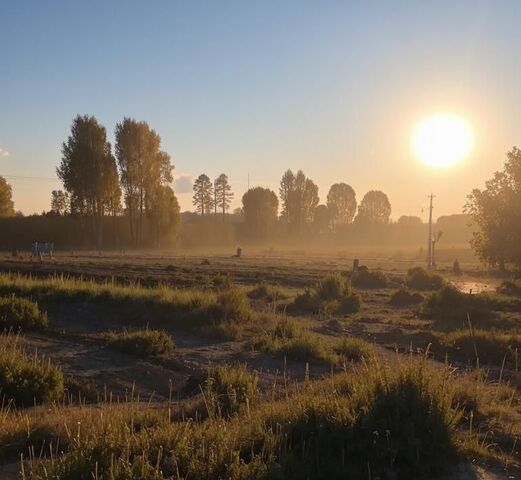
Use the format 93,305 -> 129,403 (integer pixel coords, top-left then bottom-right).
107,329 -> 174,358
276,333 -> 332,363
390,288 -> 424,307
213,287 -> 252,323
268,359 -> 460,479
212,273 -> 234,290
334,336 -> 373,362
497,280 -> 521,296
0,335 -> 63,406
294,273 -> 361,315
0,295 -> 47,331
440,329 -> 521,366
248,283 -> 290,302
351,269 -> 388,289
253,318 -> 332,363
406,266 -> 444,291
422,285 -> 496,329
204,364 -> 259,417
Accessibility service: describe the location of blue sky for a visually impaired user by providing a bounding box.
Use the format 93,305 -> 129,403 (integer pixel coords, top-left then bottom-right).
1,1 -> 521,218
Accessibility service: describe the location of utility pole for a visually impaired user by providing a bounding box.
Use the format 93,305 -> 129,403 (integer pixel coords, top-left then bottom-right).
427,193 -> 435,269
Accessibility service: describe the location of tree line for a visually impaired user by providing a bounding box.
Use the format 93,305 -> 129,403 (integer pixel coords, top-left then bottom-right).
52,115 -> 180,248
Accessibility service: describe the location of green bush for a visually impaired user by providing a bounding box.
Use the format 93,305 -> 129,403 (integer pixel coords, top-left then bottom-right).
0,295 -> 47,331
406,266 -> 444,291
294,273 -> 361,315
253,318 -> 332,363
440,329 -> 521,366
0,336 -> 63,406
248,282 -> 290,302
212,273 -> 234,290
497,280 -> 521,296
334,336 -> 373,361
422,285 -> 495,329
107,329 -> 174,358
213,287 -> 252,323
204,364 -> 259,417
390,288 -> 424,307
351,269 -> 388,289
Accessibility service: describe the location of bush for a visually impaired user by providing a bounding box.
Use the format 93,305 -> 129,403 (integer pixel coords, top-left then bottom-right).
107,329 -> 174,358
390,288 -> 424,307
248,283 -> 290,302
0,295 -> 47,331
268,359 -> 460,479
422,285 -> 495,329
293,273 -> 361,315
213,287 -> 252,323
253,318 -> 333,363
0,335 -> 63,405
406,267 -> 444,291
440,329 -> 521,366
204,364 -> 259,417
212,273 -> 234,290
351,269 -> 388,289
497,280 -> 521,296
334,336 -> 373,362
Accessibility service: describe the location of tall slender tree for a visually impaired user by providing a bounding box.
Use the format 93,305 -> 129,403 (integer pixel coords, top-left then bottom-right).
192,174 -> 214,216
57,115 -> 120,248
279,169 -> 295,224
214,173 -> 234,221
279,169 -> 319,233
115,118 -> 173,245
50,190 -> 70,215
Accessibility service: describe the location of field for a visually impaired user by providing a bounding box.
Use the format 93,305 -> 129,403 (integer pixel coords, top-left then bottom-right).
0,251 -> 519,479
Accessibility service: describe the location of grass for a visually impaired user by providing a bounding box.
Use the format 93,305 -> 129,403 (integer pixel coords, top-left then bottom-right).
0,295 -> 47,331
0,334 -> 63,406
248,282 -> 291,302
333,335 -> 374,362
438,328 -> 521,367
350,268 -> 388,288
406,266 -> 445,291
497,279 -> 521,297
0,273 -> 253,332
204,363 -> 259,417
252,317 -> 333,363
293,273 -> 361,315
389,288 -> 424,307
17,358 -> 485,480
422,284 -> 496,330
107,329 -> 174,358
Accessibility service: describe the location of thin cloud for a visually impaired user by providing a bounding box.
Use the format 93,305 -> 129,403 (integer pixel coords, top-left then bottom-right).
0,148 -> 9,157
174,174 -> 193,194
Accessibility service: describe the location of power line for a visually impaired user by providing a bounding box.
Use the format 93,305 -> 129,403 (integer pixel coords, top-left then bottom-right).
0,174 -> 60,182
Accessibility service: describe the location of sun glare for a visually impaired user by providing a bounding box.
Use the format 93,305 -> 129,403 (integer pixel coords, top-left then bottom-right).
412,113 -> 472,167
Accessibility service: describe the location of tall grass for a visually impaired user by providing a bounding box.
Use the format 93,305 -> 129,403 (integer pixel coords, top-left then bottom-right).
107,329 -> 174,358
293,273 -> 361,315
0,335 -> 63,406
0,295 -> 47,331
0,273 -> 252,332
19,358 -> 472,480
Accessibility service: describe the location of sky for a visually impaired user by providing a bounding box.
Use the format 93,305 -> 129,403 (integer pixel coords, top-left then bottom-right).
1,0 -> 521,220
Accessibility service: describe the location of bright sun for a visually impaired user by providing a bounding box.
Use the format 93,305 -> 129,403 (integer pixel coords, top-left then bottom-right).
412,113 -> 473,167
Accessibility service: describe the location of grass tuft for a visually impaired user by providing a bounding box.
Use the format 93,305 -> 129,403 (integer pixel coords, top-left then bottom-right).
107,329 -> 174,358
0,334 -> 63,406
0,295 -> 47,331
